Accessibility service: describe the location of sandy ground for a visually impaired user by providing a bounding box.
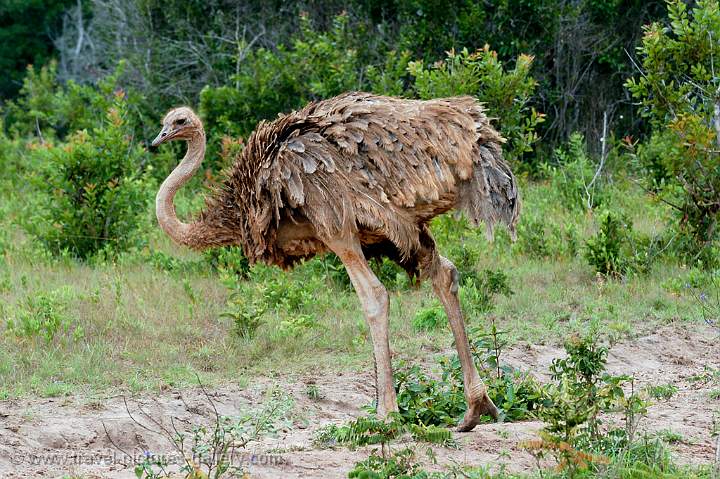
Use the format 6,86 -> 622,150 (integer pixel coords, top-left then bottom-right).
1,324 -> 718,478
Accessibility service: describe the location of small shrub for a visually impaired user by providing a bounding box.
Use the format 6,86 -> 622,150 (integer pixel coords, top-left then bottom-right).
516,215 -> 580,260
203,246 -> 250,278
21,92 -> 154,259
468,321 -> 545,422
663,268 -> 719,296
412,303 -> 446,332
443,240 -> 480,285
133,387 -> 293,479
460,269 -> 513,317
306,255 -> 409,292
584,210 -> 632,278
370,257 -> 410,291
277,314 -> 320,339
330,417 -> 450,479
221,292 -> 266,340
517,216 -> 551,258
5,288 -> 80,342
305,383 -> 322,400
348,448 -> 428,479
646,383 -> 678,401
4,61 -> 122,139
309,253 -> 353,291
146,250 -> 206,275
397,321 -> 544,427
261,275 -> 315,313
526,334 -> 648,473
0,123 -> 27,190
656,429 -> 683,444
316,414 -> 453,450
394,362 -> 465,427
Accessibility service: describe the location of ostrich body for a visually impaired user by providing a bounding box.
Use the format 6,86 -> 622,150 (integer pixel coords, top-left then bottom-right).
152,92 -> 520,431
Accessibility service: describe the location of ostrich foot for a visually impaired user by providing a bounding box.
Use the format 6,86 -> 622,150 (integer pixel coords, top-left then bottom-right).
456,388 -> 500,432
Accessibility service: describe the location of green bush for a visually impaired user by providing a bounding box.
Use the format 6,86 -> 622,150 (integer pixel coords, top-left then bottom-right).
411,303 -> 446,332
0,122 -> 27,190
277,314 -> 321,339
203,246 -> 250,278
366,50 -> 413,97
516,216 -> 551,258
526,334 -> 647,473
4,61 -> 133,140
516,215 -> 579,260
21,92 -> 154,259
460,269 -> 513,317
5,288 -> 81,343
201,29 -> 542,171
347,448 -> 427,479
584,210 -> 633,278
467,322 -> 545,422
221,292 -> 266,340
260,273 -> 316,313
626,0 -> 720,264
369,258 -> 410,291
307,253 -> 353,291
396,321 -> 544,427
394,362 -> 467,427
412,269 -> 511,331
646,383 -> 678,401
146,250 -> 207,275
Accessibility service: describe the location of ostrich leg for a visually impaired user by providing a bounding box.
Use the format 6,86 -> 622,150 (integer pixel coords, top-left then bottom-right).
326,236 -> 399,416
432,254 -> 499,431
419,228 -> 499,431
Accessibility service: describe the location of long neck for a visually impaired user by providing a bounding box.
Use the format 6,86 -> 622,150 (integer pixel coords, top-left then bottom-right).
155,131 -> 206,246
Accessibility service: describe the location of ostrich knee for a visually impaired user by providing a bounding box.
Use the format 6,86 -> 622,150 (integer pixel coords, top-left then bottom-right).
364,283 -> 390,322
330,240 -> 398,418
437,256 -> 460,295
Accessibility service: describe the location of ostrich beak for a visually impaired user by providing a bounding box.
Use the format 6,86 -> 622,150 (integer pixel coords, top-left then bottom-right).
151,126 -> 170,147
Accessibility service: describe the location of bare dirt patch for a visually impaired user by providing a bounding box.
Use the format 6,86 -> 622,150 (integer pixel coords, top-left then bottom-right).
1,324 -> 718,478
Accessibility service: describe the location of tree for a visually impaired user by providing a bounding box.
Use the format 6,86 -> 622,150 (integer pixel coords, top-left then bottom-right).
626,0 -> 720,264
0,0 -> 75,99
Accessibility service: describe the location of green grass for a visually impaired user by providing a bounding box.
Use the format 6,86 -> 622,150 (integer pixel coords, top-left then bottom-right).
0,181 -> 709,398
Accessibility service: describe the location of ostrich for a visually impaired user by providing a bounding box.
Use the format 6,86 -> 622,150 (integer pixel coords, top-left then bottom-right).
151,92 -> 520,432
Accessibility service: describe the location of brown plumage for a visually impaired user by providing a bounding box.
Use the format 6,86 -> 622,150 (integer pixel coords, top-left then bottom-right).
152,91 -> 521,432
186,92 -> 519,270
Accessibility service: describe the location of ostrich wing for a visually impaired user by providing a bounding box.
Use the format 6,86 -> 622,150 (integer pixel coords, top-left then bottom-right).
263,93 -> 518,259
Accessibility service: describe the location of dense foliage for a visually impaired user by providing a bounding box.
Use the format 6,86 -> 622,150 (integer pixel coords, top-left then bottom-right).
21,91 -> 154,259
0,0 -> 75,99
3,0 -> 667,150
626,0 -> 720,264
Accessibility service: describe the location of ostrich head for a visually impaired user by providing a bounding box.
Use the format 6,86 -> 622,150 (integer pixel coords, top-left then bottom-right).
152,106 -> 207,248
151,107 -> 203,146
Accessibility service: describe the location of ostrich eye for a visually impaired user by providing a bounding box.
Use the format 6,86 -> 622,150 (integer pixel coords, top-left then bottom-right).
175,118 -> 187,126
